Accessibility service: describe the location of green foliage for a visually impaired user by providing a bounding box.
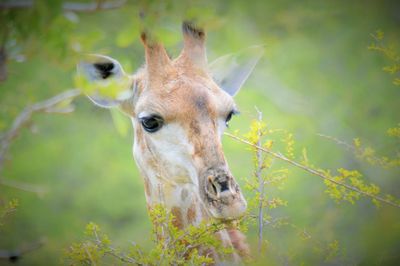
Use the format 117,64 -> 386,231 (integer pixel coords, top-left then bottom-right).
322,168 -> 379,205
227,111 -> 399,263
353,137 -> 400,169
0,198 -> 18,228
65,205 -> 232,265
1,0 -> 75,64
65,222 -> 138,265
293,132 -> 399,207
242,117 -> 289,212
387,124 -> 400,138
239,113 -> 397,212
368,30 -> 400,86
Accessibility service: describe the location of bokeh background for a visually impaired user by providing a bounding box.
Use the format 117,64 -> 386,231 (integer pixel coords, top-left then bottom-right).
0,0 -> 399,265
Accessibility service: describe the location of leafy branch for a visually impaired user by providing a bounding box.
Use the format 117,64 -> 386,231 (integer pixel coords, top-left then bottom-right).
65,206 -> 232,265
368,30 -> 400,86
224,131 -> 400,209
317,133 -> 400,169
254,109 -> 265,253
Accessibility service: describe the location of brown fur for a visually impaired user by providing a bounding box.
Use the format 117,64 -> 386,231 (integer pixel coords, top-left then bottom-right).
171,206 -> 184,229
187,204 -> 197,224
227,229 -> 250,258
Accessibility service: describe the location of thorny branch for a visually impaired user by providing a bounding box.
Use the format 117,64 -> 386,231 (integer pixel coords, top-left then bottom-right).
224,132 -> 400,209
0,0 -> 127,12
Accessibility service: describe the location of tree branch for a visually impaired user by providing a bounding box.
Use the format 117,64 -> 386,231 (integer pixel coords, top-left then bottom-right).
254,108 -> 264,253
0,89 -> 81,171
224,132 -> 400,209
0,177 -> 47,197
0,0 -> 127,12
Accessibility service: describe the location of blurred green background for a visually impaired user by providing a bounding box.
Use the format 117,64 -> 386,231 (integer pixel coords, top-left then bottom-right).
0,0 -> 399,265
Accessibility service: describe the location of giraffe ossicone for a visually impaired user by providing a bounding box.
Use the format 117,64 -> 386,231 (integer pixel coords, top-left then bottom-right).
78,21 -> 263,261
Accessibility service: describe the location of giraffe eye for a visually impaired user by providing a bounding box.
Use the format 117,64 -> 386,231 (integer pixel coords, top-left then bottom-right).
225,110 -> 238,127
140,115 -> 164,133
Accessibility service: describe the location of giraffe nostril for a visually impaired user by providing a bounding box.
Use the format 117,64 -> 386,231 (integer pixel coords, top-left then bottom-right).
205,171 -> 239,200
207,175 -> 233,198
203,170 -> 247,219
219,181 -> 229,192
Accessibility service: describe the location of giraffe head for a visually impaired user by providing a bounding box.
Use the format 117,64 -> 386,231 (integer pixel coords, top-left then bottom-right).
78,22 -> 262,221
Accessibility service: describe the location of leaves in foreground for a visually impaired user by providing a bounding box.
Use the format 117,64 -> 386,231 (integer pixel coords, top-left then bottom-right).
65,205 -> 232,265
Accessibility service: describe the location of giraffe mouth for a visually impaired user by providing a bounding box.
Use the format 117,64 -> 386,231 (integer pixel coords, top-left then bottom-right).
201,169 -> 247,220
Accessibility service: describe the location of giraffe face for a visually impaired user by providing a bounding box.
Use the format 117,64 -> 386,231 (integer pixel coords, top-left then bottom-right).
78,22 -> 262,221
131,70 -> 247,219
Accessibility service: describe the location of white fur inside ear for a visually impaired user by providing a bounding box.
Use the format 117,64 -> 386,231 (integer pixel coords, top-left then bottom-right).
78,54 -> 125,81
77,54 -> 133,108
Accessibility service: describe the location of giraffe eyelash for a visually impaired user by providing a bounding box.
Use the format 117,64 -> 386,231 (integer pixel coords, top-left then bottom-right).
225,109 -> 239,127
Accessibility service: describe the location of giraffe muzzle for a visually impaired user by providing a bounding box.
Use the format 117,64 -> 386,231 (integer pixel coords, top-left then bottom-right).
202,169 -> 247,220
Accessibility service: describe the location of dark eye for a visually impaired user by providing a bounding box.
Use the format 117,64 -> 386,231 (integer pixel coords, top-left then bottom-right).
225,110 -> 238,127
140,115 -> 164,133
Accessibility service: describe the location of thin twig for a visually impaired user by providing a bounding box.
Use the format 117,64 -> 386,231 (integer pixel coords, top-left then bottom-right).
0,89 -> 81,171
0,0 -> 127,12
92,227 -> 140,265
83,244 -> 97,266
254,108 -> 264,253
316,133 -> 355,152
317,133 -> 397,168
0,177 -> 47,197
224,132 -> 400,209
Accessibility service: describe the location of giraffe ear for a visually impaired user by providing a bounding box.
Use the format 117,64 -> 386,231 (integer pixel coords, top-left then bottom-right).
209,46 -> 264,96
77,54 -> 133,109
